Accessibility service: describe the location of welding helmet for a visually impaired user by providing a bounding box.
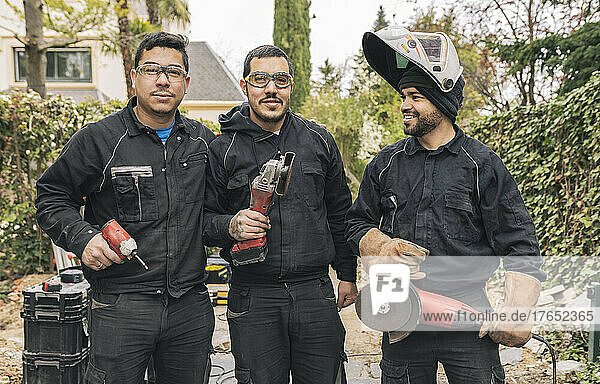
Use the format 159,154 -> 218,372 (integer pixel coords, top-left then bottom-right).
362,26 -> 463,92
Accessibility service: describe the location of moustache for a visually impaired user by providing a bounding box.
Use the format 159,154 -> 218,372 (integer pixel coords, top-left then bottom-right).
259,97 -> 283,104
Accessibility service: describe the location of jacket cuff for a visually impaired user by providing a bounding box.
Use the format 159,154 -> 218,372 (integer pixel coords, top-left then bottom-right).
70,225 -> 101,259
335,263 -> 357,282
217,214 -> 236,242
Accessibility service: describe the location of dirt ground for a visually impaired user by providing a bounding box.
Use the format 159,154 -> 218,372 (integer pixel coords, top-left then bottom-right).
0,274 -> 562,383
0,274 -> 54,383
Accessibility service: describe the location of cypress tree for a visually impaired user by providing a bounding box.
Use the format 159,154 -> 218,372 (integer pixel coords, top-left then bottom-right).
373,5 -> 388,31
273,0 -> 311,111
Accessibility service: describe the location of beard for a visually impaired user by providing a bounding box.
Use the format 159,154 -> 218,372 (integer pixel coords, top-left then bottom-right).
404,109 -> 444,137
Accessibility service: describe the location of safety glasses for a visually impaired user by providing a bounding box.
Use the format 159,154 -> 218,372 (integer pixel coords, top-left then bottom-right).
245,71 -> 294,88
136,64 -> 188,82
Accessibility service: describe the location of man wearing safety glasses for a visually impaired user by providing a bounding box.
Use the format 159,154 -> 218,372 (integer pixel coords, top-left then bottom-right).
204,45 -> 357,383
346,27 -> 545,383
35,32 -> 215,382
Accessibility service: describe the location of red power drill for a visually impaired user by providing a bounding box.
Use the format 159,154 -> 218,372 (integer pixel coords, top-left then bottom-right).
230,152 -> 295,266
101,219 -> 149,270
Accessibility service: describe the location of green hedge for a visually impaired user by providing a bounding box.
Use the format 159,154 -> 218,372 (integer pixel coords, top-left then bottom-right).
466,74 -> 600,287
0,92 -> 124,278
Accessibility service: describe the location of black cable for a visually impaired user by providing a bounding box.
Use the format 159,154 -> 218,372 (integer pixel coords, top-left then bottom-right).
346,352 -> 382,358
531,333 -> 557,384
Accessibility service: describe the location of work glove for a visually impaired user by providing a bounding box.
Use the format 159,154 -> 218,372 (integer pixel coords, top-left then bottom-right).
479,271 -> 542,347
359,228 -> 429,280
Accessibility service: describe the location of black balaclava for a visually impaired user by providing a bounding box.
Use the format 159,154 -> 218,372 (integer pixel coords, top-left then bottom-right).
397,65 -> 465,123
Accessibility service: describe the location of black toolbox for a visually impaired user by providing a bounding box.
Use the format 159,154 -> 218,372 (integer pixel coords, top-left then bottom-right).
21,277 -> 90,354
21,273 -> 90,383
22,348 -> 88,384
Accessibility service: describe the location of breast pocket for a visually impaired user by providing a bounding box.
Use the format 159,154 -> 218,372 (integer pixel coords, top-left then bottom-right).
444,190 -> 480,243
227,173 -> 250,210
379,193 -> 409,237
300,161 -> 325,210
178,151 -> 207,203
111,166 -> 158,222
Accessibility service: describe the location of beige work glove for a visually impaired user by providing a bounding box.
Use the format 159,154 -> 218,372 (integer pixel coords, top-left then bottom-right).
479,271 -> 542,347
359,228 -> 429,280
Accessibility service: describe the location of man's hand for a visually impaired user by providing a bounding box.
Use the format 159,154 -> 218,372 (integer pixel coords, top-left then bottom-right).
81,233 -> 123,271
337,281 -> 358,311
479,271 -> 541,347
359,228 -> 429,280
228,209 -> 271,241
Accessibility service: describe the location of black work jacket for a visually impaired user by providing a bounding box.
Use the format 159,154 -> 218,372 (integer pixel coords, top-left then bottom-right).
346,127 -> 545,308
35,97 -> 215,297
203,103 -> 356,285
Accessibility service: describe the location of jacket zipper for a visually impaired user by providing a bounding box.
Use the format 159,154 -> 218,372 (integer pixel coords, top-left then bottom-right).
390,195 -> 398,233
133,175 -> 142,221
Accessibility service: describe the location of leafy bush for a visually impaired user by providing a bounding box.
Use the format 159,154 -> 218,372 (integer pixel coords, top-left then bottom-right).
466,73 -> 600,287
0,91 -> 123,279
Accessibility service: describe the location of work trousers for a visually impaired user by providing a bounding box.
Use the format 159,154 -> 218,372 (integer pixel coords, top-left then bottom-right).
227,276 -> 347,384
84,284 -> 214,384
380,331 -> 505,384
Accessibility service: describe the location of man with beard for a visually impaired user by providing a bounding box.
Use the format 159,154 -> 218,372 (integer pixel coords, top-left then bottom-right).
203,45 -> 357,383
35,32 -> 215,383
346,27 -> 545,383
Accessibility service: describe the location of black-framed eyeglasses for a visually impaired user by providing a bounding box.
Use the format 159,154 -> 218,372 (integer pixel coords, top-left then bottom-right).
136,63 -> 188,82
245,71 -> 294,88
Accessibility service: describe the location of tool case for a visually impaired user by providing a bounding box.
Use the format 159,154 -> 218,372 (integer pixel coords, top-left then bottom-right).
21,272 -> 90,383
22,348 -> 88,384
21,275 -> 90,355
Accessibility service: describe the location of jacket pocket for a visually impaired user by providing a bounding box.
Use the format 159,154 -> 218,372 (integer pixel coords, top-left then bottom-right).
379,194 -> 399,234
444,189 -> 480,243
227,173 -> 250,210
380,359 -> 409,384
300,161 -> 325,210
178,151 -> 207,203
111,166 -> 158,222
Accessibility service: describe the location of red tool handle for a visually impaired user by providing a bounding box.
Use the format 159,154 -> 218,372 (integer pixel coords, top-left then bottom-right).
232,189 -> 273,252
101,219 -> 129,260
416,287 -> 480,328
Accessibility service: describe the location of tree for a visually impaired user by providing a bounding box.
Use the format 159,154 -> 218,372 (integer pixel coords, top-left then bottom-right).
460,0 -> 600,106
115,0 -> 134,98
2,0 -> 111,98
144,0 -> 190,29
273,0 -> 311,111
539,22 -> 600,94
316,58 -> 341,93
373,5 -> 388,31
302,60 -> 365,189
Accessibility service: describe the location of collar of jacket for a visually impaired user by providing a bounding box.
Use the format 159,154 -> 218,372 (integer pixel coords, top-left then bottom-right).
219,102 -> 292,142
405,124 -> 465,156
123,96 -> 190,137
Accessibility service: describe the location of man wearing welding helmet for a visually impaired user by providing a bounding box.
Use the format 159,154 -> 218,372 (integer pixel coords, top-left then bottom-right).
346,27 -> 546,383
203,45 -> 357,383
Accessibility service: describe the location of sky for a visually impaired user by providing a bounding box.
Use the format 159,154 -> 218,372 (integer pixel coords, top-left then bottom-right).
189,0 -> 435,82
